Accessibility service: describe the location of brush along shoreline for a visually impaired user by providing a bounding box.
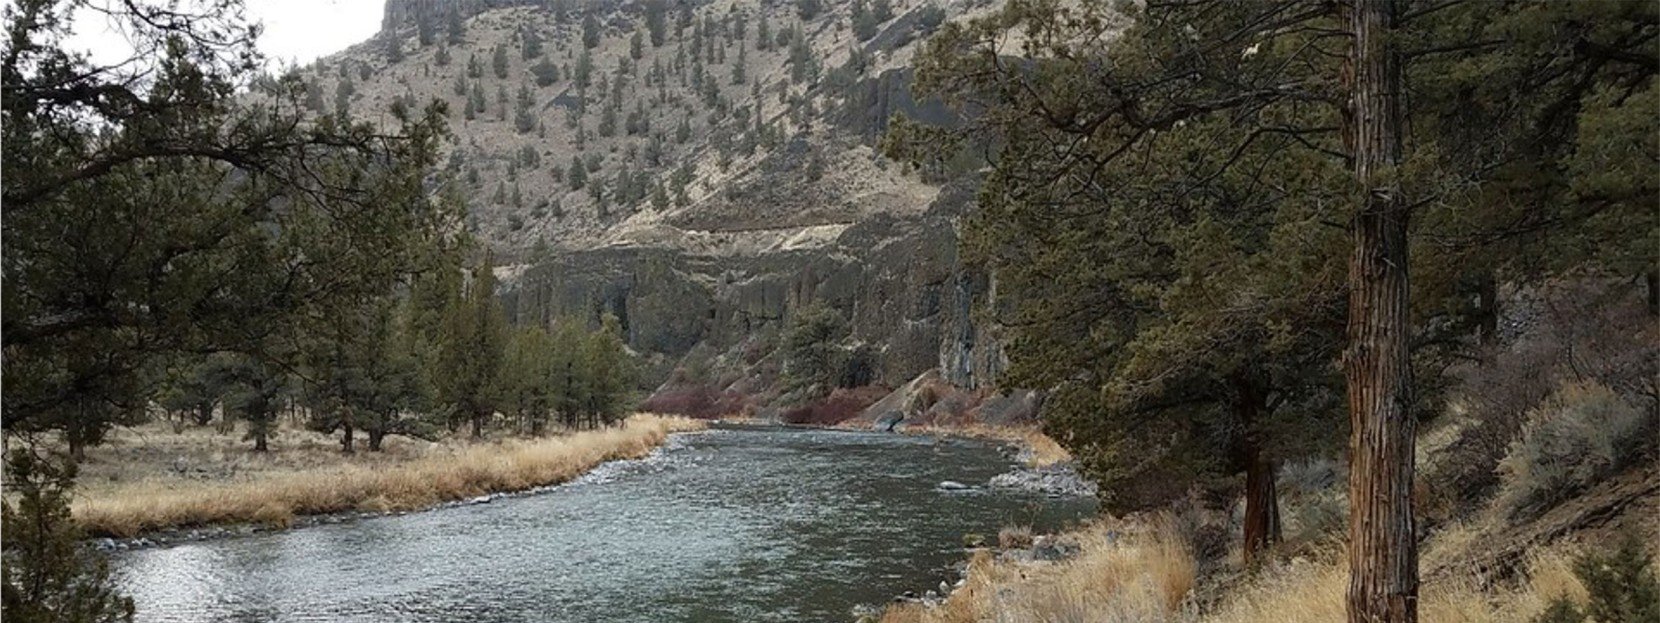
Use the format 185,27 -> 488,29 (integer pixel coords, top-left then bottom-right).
77,414 -> 706,548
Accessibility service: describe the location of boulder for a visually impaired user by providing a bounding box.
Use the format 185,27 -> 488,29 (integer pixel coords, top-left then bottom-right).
873,410 -> 904,432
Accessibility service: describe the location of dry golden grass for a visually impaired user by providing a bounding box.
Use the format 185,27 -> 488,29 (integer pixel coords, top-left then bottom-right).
883,516 -> 1196,623
1199,549 -> 1589,623
878,508 -> 1644,623
1200,520 -> 1607,623
73,414 -> 704,537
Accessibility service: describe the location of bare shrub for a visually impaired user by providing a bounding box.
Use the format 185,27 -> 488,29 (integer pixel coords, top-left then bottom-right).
1495,382 -> 1654,520
1425,280 -> 1658,519
779,386 -> 888,425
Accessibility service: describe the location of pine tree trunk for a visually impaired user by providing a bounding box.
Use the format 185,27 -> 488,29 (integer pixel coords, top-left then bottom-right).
341,421 -> 355,454
1242,442 -> 1281,565
1344,1 -> 1418,621
1236,382 -> 1280,565
367,429 -> 385,452
253,432 -> 268,452
471,411 -> 484,439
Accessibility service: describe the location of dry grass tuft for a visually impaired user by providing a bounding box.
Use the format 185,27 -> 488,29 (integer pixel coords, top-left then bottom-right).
1202,534 -> 1602,623
884,516 -> 1195,623
73,414 -> 704,537
998,525 -> 1035,549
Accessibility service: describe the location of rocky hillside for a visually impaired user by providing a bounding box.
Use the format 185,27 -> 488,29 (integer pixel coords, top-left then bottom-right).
304,0 -> 1009,413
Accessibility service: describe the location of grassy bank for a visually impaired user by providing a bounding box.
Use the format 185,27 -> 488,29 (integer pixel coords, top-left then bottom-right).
73,414 -> 704,537
879,514 -> 1649,623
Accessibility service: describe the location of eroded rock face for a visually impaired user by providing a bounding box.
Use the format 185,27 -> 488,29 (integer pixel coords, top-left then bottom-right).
501,178 -> 1010,399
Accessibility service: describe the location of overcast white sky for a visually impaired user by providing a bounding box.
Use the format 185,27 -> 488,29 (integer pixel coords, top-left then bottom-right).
66,0 -> 383,69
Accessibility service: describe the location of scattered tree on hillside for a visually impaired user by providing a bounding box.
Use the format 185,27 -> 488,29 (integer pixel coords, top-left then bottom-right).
492,44 -> 509,79
531,56 -> 559,86
795,0 -> 821,21
514,83 -> 537,133
645,0 -> 668,46
521,26 -> 543,59
582,11 -> 602,49
446,9 -> 465,44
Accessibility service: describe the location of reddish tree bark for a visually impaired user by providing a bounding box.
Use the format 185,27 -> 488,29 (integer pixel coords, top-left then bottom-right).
1343,1 -> 1419,621
1235,379 -> 1281,565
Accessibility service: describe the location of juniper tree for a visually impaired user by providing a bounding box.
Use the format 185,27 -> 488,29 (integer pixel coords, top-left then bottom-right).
522,26 -> 543,59
1,451 -> 134,623
568,156 -> 588,190
645,0 -> 668,46
220,354 -> 288,452
447,8 -> 465,44
583,11 -> 602,49
499,326 -> 559,434
434,255 -> 508,438
492,44 -> 510,79
581,314 -> 634,427
514,83 -> 537,133
531,56 -> 559,86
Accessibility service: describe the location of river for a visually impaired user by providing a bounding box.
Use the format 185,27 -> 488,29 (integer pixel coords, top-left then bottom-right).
111,424 -> 1097,622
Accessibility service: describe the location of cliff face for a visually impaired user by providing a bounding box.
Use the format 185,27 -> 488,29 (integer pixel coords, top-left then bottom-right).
324,0 -> 1010,413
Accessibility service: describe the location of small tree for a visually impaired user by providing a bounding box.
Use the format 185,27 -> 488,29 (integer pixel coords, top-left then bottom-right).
491,44 -> 509,79
0,451 -> 134,623
582,11 -> 602,49
781,305 -> 848,398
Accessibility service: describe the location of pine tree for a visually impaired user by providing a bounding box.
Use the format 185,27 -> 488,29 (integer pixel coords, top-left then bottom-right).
220,354 -> 286,452
492,44 -> 509,79
582,11 -> 602,49
1,451 -> 134,623
514,83 -> 537,133
851,0 -> 878,41
567,157 -> 587,190
446,9 -> 465,44
581,314 -> 634,427
796,0 -> 822,20
645,0 -> 668,46
521,26 -> 543,59
435,256 -> 507,438
531,56 -> 559,86
384,32 -> 404,62
575,49 -> 594,88
732,45 -> 747,84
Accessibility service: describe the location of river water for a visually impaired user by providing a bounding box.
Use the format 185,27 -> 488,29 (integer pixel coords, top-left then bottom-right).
111,425 -> 1097,622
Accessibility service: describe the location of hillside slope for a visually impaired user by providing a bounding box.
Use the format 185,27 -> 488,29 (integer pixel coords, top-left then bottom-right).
305,0 -> 1004,406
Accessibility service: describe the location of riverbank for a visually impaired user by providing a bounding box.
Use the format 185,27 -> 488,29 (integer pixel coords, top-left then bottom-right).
877,514 -> 1608,623
74,414 -> 705,538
